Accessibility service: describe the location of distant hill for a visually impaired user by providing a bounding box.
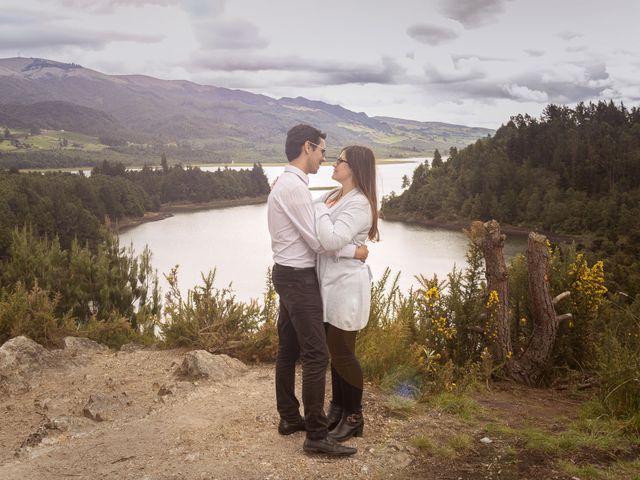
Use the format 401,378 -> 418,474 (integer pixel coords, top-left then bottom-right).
0,101 -> 126,139
0,57 -> 494,163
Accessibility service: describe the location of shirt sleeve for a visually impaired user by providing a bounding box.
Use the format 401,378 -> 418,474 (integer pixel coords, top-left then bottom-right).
281,184 -> 356,258
314,198 -> 371,252
313,193 -> 356,258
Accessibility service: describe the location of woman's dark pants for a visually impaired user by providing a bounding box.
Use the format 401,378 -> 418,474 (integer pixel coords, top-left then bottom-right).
326,323 -> 363,414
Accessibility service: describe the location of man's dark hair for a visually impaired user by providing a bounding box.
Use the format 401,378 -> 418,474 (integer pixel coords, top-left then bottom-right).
285,124 -> 326,161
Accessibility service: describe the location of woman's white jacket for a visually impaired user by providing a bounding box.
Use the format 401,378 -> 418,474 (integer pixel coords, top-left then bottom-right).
314,189 -> 372,331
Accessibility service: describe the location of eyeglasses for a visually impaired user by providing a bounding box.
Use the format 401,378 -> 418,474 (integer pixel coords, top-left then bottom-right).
336,157 -> 349,166
307,141 -> 326,156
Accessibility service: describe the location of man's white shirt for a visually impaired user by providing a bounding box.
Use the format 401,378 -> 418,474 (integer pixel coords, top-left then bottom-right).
267,164 -> 355,268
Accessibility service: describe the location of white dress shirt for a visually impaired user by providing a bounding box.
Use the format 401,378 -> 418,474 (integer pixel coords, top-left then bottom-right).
314,189 -> 373,331
267,165 -> 356,268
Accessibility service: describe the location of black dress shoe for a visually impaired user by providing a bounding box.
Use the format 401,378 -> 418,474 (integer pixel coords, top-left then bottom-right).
278,417 -> 306,435
329,412 -> 364,442
327,402 -> 343,431
303,436 -> 357,456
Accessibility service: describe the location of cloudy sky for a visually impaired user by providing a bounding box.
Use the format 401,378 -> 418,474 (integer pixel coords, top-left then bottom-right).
1,0 -> 639,128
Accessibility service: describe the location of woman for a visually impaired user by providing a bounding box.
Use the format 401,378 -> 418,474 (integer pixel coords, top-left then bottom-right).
314,145 -> 379,442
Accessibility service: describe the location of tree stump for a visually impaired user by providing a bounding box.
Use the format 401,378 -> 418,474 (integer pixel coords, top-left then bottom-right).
476,220 -> 513,364
475,221 -> 573,386
509,232 -> 571,385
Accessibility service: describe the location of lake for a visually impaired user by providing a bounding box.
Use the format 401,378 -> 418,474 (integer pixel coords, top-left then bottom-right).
119,160 -> 526,301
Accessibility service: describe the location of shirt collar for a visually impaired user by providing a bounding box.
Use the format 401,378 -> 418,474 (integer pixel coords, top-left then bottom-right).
284,164 -> 309,185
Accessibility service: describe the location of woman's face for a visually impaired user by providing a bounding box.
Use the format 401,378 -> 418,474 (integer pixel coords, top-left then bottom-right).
332,152 -> 353,184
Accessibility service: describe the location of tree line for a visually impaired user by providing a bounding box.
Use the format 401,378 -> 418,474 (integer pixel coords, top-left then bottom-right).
0,160 -> 269,256
0,159 -> 270,344
382,101 -> 640,297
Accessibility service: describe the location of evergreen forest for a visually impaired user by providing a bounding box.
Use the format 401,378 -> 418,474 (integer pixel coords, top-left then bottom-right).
0,161 -> 270,343
382,101 -> 640,297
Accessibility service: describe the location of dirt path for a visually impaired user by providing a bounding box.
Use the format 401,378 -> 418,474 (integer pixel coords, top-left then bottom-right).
0,347 -> 427,480
2,342 -> 615,480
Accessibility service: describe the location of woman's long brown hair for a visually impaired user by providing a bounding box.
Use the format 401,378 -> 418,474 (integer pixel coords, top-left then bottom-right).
340,145 -> 379,241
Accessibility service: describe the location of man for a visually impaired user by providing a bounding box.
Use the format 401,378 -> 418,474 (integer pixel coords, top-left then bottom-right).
267,124 -> 367,456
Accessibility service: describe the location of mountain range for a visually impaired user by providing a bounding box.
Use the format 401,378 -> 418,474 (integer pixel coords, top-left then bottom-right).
0,57 -> 493,163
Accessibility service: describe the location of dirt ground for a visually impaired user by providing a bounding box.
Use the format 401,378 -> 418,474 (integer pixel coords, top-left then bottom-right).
0,343 -> 613,480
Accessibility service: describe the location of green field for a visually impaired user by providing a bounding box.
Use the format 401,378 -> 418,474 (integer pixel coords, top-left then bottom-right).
0,127 -> 109,153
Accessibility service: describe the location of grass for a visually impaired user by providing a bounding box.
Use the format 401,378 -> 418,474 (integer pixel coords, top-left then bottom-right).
480,413 -> 639,480
483,417 -> 633,456
26,130 -> 107,152
540,419 -> 628,454
1,129 -> 108,153
410,432 -> 473,458
0,140 -> 15,151
427,392 -> 483,422
558,458 -> 640,480
387,394 -> 418,414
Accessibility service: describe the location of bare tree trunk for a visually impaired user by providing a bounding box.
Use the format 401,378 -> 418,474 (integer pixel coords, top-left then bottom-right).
474,222 -> 573,385
509,233 -> 571,385
476,220 -> 513,364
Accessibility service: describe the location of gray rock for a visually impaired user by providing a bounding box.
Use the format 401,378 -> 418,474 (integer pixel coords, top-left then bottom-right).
83,393 -> 121,422
158,384 -> 177,396
389,452 -> 413,469
177,350 -> 247,381
46,415 -> 75,432
63,336 -> 109,353
480,436 -> 493,444
119,342 -> 143,352
0,336 -> 56,379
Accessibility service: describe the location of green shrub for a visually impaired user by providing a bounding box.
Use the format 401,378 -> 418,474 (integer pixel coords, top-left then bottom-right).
160,267 -> 277,361
0,282 -> 73,347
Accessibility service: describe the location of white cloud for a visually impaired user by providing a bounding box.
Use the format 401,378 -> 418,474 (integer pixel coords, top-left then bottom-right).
503,83 -> 549,102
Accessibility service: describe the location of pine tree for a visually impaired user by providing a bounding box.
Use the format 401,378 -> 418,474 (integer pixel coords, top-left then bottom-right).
431,149 -> 443,168
161,153 -> 169,173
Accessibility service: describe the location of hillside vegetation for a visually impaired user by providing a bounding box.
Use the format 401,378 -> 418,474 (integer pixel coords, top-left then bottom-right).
383,101 -> 640,296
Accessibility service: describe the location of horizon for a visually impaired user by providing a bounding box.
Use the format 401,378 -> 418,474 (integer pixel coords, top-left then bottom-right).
1,1 -> 639,129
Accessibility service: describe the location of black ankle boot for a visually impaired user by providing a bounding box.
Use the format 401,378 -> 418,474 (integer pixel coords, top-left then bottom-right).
329,412 -> 363,442
327,402 -> 343,431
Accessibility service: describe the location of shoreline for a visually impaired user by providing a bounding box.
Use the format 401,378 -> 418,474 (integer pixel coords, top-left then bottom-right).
20,157 -> 419,173
380,211 -> 582,243
117,196 -> 267,232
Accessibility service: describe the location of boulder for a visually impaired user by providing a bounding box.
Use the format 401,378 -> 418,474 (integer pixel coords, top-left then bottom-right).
177,350 -> 247,381
63,336 -> 109,353
83,393 -> 121,422
0,336 -> 57,378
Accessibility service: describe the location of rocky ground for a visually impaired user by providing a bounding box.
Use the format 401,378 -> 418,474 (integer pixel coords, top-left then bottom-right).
0,336 -> 631,480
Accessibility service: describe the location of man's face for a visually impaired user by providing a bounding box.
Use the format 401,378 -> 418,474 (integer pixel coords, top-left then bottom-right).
306,139 -> 326,174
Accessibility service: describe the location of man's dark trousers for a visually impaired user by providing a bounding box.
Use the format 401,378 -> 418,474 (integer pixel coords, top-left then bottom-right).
272,263 -> 329,440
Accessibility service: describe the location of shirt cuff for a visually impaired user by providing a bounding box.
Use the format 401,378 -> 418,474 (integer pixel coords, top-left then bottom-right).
339,244 -> 357,259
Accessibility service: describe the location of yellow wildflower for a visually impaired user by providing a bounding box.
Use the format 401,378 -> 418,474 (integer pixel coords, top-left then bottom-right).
486,290 -> 499,308
425,286 -> 440,301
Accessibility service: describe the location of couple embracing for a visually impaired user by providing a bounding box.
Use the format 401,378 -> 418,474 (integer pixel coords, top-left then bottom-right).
267,124 -> 379,456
